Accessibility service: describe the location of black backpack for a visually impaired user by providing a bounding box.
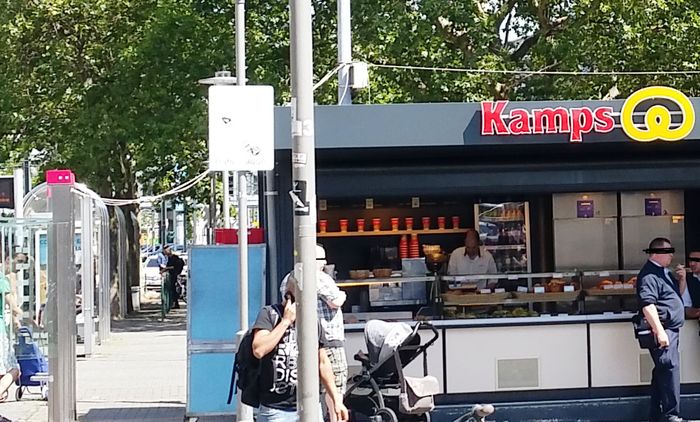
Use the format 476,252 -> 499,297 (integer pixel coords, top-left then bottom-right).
227,305 -> 282,407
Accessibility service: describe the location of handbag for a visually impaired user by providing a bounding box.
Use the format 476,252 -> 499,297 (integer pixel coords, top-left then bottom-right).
632,312 -> 658,349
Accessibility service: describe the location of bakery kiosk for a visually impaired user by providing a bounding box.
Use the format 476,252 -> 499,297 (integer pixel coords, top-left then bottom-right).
264,86 -> 700,419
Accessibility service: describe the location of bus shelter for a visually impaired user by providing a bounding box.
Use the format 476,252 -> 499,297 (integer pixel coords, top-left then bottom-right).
23,182 -> 114,356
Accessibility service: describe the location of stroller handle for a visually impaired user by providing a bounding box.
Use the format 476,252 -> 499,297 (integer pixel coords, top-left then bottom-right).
412,321 -> 439,347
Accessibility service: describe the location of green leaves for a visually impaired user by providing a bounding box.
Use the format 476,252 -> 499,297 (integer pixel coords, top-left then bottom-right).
2,0 -> 700,197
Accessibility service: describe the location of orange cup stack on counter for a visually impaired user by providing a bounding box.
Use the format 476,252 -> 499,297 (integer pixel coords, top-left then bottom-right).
452,216 -> 460,229
356,218 -> 365,232
391,217 -> 400,231
422,216 -> 431,230
319,220 -> 327,233
339,219 -> 348,232
405,217 -> 414,231
437,216 -> 446,229
372,218 -> 381,232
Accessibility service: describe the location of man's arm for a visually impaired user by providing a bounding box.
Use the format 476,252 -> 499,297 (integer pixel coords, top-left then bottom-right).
252,303 -> 295,359
317,273 -> 346,309
638,274 -> 669,347
319,348 -> 349,422
685,307 -> 700,319
485,253 -> 499,288
642,304 -> 669,347
447,253 -> 458,275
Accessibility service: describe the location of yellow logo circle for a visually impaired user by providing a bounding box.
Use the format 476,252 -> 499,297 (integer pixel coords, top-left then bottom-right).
620,86 -> 695,142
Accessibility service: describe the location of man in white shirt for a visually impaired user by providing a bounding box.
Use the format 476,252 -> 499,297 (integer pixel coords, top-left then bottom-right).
447,228 -> 498,289
681,249 -> 700,318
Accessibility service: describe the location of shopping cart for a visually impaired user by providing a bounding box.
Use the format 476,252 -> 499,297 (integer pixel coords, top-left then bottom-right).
14,326 -> 49,400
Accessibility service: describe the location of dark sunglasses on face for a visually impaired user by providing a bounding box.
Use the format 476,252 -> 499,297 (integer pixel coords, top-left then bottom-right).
644,247 -> 676,254
688,257 -> 700,263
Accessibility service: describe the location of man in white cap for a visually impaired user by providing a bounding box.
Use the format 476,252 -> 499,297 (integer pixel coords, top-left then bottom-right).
280,244 -> 347,422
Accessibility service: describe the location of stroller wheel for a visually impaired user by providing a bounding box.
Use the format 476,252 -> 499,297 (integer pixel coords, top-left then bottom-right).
373,408 -> 398,422
15,387 -> 22,401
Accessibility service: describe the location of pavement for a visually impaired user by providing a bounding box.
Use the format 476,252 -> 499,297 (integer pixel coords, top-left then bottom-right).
0,294 -> 205,422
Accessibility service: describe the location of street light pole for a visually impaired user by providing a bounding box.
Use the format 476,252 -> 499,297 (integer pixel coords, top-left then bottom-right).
337,0 -> 352,105
289,0 -> 320,420
234,1 -> 254,421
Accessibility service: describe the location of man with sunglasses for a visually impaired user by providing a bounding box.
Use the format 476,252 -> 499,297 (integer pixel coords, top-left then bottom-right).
637,237 -> 686,422
681,250 -> 700,318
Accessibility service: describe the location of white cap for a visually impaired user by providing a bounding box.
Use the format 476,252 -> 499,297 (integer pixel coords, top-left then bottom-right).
316,244 -> 326,260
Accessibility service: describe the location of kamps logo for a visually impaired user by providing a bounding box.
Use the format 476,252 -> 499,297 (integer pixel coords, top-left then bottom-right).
620,86 -> 695,142
480,86 -> 695,143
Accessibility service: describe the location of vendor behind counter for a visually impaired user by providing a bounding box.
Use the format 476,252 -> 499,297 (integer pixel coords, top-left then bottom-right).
447,228 -> 498,289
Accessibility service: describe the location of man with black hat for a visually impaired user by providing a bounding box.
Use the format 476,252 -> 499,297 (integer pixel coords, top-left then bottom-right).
637,237 -> 686,422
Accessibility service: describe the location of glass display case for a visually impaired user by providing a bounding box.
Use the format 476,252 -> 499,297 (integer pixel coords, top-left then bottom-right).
474,202 -> 531,273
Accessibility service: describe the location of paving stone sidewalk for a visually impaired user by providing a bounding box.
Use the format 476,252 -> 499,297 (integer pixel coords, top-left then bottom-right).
0,299 -> 201,422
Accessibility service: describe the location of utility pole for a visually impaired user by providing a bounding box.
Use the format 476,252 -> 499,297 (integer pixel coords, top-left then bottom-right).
223,173 -> 231,228
289,0 -> 320,419
337,0 -> 352,105
235,1 -> 253,421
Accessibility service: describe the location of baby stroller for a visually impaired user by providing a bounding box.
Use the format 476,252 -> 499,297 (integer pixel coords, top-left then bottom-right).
345,320 -> 441,422
14,326 -> 49,400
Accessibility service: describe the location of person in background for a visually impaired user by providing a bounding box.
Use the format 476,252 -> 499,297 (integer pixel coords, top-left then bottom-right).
252,275 -> 348,422
279,244 -> 347,422
0,254 -> 22,402
447,228 -> 498,289
166,251 -> 185,309
637,237 -> 685,422
158,245 -> 173,318
681,248 -> 700,318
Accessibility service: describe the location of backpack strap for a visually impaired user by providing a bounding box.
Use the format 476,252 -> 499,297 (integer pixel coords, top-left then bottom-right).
226,305 -> 285,405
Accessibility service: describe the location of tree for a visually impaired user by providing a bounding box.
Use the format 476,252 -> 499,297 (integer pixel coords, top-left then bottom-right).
3,0 -> 700,314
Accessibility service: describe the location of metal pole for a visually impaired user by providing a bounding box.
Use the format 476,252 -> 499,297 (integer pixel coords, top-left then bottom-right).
209,174 -> 217,244
12,168 -> 24,218
263,170 -> 279,301
290,0 -> 320,419
47,172 -> 77,422
81,197 -> 94,357
22,159 -> 30,196
223,172 -> 231,228
235,1 -> 254,420
337,0 -> 352,105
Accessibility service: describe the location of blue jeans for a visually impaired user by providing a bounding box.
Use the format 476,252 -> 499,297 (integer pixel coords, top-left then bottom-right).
649,328 -> 681,422
257,405 -> 323,422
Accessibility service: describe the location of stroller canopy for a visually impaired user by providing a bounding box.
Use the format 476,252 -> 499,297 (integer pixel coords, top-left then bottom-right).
364,320 -> 413,366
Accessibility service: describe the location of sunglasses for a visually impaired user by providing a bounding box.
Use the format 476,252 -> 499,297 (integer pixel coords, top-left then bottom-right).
644,247 -> 676,254
688,257 -> 700,263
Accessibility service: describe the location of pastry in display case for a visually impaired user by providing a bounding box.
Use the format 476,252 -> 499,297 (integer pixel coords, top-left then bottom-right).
474,202 -> 531,273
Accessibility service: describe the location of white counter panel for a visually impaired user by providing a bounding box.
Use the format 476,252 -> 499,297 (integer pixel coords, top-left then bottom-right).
345,329 -> 445,393
590,322 -> 648,387
680,323 -> 700,383
445,324 -> 587,393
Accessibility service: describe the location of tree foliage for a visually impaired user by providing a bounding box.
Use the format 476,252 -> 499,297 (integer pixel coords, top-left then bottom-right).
1,0 -> 699,206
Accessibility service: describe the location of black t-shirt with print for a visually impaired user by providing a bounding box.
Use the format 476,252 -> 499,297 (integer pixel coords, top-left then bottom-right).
252,305 -> 325,411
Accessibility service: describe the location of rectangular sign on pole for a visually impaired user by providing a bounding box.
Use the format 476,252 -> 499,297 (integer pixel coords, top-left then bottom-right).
208,85 -> 274,171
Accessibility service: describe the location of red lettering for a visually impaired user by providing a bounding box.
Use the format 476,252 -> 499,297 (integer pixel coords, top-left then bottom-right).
532,107 -> 570,134
481,101 -> 509,135
594,106 -> 614,133
508,109 -> 531,135
570,108 -> 594,143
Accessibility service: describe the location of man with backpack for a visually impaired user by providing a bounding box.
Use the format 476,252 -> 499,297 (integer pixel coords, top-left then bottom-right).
279,245 -> 347,422
251,275 -> 349,422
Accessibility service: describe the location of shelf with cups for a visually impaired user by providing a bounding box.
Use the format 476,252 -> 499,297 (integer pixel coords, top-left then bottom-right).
317,228 -> 468,238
